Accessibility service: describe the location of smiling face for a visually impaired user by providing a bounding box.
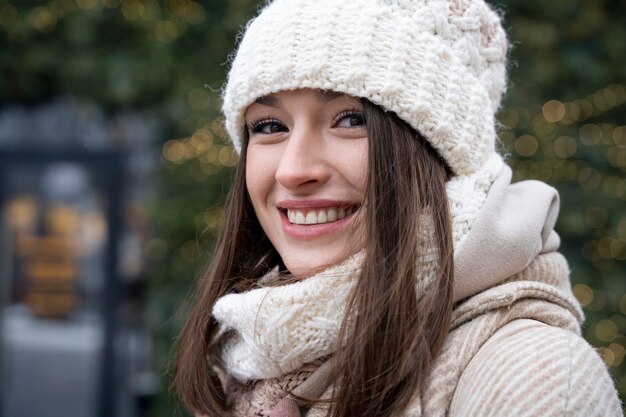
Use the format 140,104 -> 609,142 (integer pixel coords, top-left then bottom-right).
244,89 -> 368,278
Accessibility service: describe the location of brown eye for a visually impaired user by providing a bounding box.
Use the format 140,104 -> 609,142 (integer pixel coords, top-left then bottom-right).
335,111 -> 366,128
248,119 -> 287,134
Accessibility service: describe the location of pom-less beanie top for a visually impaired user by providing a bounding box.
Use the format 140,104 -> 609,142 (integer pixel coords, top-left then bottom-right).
221,0 -> 509,177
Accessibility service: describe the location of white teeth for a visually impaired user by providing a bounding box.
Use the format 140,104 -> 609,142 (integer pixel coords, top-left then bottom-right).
327,208 -> 337,222
286,206 -> 357,225
305,211 -> 317,224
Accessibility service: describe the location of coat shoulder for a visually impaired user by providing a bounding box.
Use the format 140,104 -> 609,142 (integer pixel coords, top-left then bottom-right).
450,318 -> 622,417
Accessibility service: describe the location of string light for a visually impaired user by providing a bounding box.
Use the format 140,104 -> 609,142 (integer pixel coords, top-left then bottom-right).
596,319 -> 619,343
573,283 -> 593,306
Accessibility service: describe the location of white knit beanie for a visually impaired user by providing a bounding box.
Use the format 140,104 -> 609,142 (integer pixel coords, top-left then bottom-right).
221,0 -> 510,247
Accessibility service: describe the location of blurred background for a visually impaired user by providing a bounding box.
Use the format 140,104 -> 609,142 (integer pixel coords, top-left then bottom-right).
0,0 -> 623,416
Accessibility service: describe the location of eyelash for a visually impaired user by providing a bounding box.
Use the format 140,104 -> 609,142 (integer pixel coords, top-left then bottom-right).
247,117 -> 284,134
246,108 -> 366,134
332,109 -> 366,127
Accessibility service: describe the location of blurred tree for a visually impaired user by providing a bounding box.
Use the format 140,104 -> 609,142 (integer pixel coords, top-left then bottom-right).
1,0 -> 624,416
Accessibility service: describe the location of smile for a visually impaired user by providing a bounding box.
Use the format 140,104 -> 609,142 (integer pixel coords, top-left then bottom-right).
286,206 -> 357,225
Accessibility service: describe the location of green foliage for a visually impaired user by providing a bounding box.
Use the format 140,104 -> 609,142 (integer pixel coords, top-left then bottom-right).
2,0 -> 624,414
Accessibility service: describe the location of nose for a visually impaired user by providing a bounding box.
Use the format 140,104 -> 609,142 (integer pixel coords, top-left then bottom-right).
275,125 -> 330,190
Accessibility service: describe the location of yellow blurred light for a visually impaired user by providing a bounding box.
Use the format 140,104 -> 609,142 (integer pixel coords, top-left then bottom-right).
102,0 -> 123,8
26,261 -> 78,282
76,0 -> 98,10
46,204 -> 81,235
532,114 -> 554,136
49,1 -> 69,19
4,195 -> 37,232
572,284 -> 593,307
515,135 -> 538,157
612,126 -> 626,147
592,92 -> 608,113
597,236 -> 615,259
144,0 -> 161,20
608,343 -> 625,367
592,253 -> 614,271
28,7 -> 57,33
600,347 -> 616,367
162,139 -> 189,163
189,130 -> 212,156
218,146 -> 238,167
579,124 -> 602,146
553,136 -> 577,159
0,4 -> 19,27
498,109 -> 519,128
610,239 -> 626,260
607,146 -> 626,168
578,167 -> 602,190
600,124 -> 615,145
585,206 -> 608,229
183,1 -> 205,24
202,206 -> 224,231
180,239 -> 200,262
199,148 -> 219,165
565,161 -> 579,180
155,20 -> 178,42
537,162 -> 553,182
589,289 -> 606,310
122,0 -> 144,20
603,88 -> 617,107
596,319 -> 619,342
542,100 -> 566,123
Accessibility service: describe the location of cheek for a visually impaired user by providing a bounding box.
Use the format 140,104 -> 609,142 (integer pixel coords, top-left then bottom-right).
245,148 -> 278,209
341,140 -> 368,193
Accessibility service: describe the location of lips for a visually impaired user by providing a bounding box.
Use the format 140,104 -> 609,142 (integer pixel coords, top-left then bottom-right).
277,199 -> 361,238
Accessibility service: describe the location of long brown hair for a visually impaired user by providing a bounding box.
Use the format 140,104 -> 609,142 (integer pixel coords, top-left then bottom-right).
173,98 -> 454,416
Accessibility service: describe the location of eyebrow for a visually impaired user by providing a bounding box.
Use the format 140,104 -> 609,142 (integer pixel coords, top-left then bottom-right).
253,90 -> 345,108
316,90 -> 343,103
254,95 -> 280,107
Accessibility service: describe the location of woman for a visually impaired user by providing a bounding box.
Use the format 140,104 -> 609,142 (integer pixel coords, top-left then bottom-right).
175,0 -> 622,416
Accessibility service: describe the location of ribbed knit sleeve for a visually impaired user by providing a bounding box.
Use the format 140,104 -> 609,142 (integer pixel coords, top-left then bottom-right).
449,319 -> 622,417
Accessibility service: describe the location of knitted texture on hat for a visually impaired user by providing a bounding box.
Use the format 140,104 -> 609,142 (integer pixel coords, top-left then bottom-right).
222,0 -> 509,177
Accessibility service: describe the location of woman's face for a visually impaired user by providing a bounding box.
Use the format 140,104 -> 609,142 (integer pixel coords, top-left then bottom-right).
245,89 -> 368,278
